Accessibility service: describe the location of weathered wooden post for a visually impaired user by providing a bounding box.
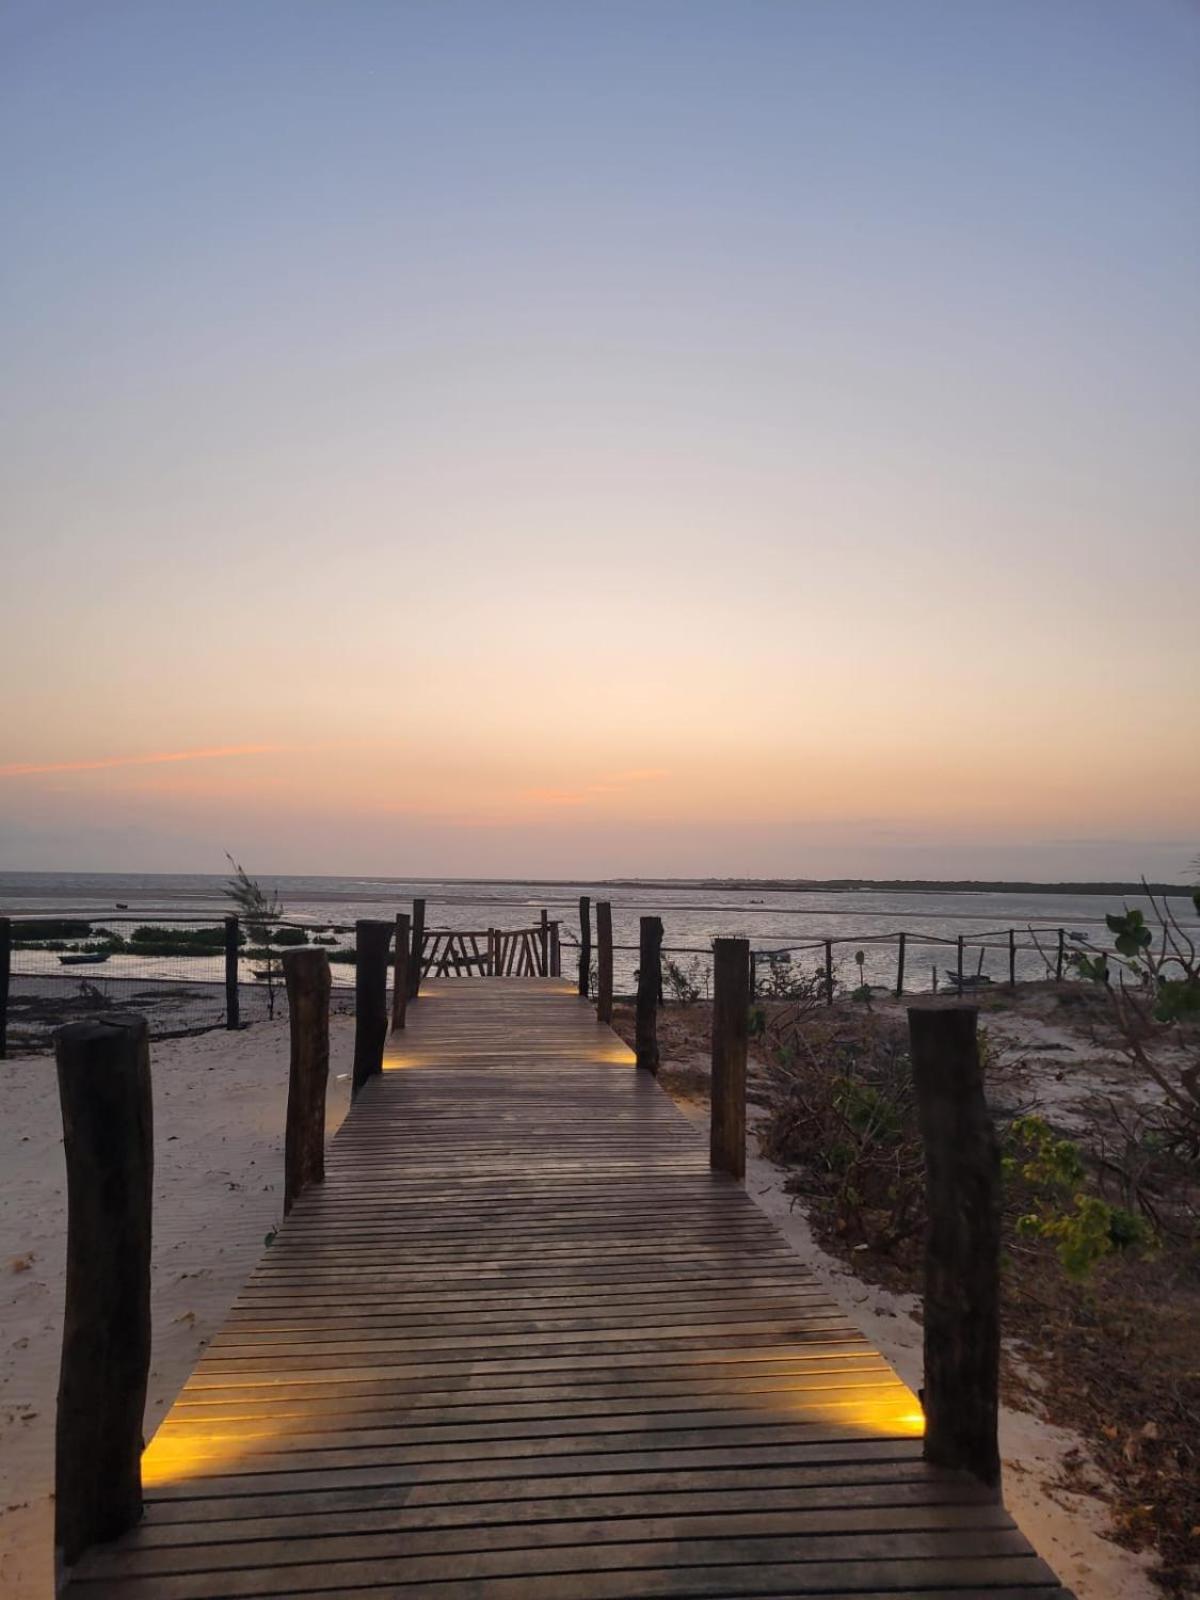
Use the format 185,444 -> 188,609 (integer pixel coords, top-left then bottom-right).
895,931 -> 907,998
352,920 -> 392,1097
635,915 -> 663,1073
223,915 -> 240,1030
0,915 -> 10,1060
408,898 -> 426,999
53,1014 -> 152,1569
578,895 -> 591,996
956,935 -> 965,997
391,912 -> 410,1030
824,940 -> 834,1005
282,948 -> 330,1214
749,951 -> 757,999
1008,929 -> 1017,990
549,920 -> 561,977
908,1004 -> 1001,1495
711,938 -> 749,1179
596,900 -> 614,1025
539,908 -> 550,976
1055,928 -> 1065,982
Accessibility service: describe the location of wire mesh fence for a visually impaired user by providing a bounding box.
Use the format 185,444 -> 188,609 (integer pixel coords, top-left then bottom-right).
0,915 -> 358,1053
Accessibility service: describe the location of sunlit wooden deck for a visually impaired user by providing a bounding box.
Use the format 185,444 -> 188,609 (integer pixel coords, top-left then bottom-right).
73,978 -> 1068,1598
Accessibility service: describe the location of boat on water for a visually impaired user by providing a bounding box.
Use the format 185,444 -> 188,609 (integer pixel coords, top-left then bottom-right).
58,952 -> 111,966
943,970 -> 993,988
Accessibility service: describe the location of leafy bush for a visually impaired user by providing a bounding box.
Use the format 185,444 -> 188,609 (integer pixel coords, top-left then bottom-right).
131,925 -> 229,948
12,920 -> 92,942
663,956 -> 707,1002
759,1012 -> 925,1255
271,927 -> 307,946
1066,886 -> 1200,1158
1005,1115 -> 1152,1279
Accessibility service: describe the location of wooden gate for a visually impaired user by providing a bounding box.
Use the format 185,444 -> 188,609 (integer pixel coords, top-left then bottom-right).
418,924 -> 560,978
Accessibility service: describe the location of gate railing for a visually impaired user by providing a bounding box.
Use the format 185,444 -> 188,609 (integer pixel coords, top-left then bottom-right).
419,923 -> 561,979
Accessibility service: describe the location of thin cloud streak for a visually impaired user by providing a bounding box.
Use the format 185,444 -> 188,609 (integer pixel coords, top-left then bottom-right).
0,744 -> 286,778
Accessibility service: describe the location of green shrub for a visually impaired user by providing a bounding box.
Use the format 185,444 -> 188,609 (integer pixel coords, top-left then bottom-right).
12,920 -> 91,942
131,925 -> 229,949
1005,1115 -> 1153,1279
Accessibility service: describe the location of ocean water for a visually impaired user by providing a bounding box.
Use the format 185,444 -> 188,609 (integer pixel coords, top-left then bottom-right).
3,870 -> 1194,993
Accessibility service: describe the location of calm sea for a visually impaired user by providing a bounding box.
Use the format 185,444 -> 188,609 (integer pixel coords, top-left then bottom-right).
3,870 -> 1193,990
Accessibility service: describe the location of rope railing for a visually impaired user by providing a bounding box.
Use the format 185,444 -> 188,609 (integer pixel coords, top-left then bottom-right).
0,895 -> 1138,1057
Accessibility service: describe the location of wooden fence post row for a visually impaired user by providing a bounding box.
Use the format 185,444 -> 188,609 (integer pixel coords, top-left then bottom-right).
391,913 -> 411,1030
635,915 -> 663,1074
282,948 -> 331,1215
596,901 -> 613,1025
711,938 -> 749,1179
352,919 -> 392,1097
54,1014 -> 153,1570
408,898 -> 426,999
223,915 -> 240,1030
907,1004 -> 1001,1495
578,896 -> 591,997
0,914 -> 10,1060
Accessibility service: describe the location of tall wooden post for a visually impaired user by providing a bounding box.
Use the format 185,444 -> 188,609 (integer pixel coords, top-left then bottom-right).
596,901 -> 614,1025
0,915 -> 10,1060
1055,928 -> 1065,982
894,931 -> 906,998
282,949 -> 330,1215
223,915 -> 240,1030
578,896 -> 591,997
539,908 -> 550,976
956,935 -> 965,997
53,1014 -> 152,1568
352,920 -> 392,1097
908,1005 -> 1001,1495
635,915 -> 663,1073
711,938 -> 749,1179
549,921 -> 561,977
391,912 -> 410,1030
408,898 -> 426,999
1008,929 -> 1017,990
824,940 -> 834,1005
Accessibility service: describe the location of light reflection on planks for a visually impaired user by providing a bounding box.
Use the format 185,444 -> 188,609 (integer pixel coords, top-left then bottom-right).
72,978 -> 1069,1599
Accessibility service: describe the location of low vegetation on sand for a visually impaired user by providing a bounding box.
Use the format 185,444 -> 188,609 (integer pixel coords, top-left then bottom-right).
618,889 -> 1200,1596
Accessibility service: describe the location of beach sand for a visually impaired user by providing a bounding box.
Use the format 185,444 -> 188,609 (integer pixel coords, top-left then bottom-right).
0,1017 -> 354,1600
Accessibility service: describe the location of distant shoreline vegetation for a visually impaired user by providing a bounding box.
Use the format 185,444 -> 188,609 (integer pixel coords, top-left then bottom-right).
1,872 -> 1195,899
599,878 -> 1197,896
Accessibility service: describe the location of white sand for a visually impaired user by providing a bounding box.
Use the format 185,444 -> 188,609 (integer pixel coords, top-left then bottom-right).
0,1018 -> 354,1600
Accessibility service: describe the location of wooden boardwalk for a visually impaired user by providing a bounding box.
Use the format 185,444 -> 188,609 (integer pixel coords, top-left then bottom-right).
74,979 -> 1068,1598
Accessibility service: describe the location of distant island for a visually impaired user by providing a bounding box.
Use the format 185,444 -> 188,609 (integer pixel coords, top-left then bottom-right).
599,878 -> 1196,897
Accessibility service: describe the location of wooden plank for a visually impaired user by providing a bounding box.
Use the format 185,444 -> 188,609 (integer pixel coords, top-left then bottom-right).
71,980 -> 1066,1599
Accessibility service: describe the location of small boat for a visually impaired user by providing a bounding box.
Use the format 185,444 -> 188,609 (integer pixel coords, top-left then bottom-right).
115,902 -> 129,909
943,970 -> 993,988
59,952 -> 111,966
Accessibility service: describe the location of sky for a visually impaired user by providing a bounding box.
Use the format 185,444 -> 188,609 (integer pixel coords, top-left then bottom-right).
1,0 -> 1197,881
